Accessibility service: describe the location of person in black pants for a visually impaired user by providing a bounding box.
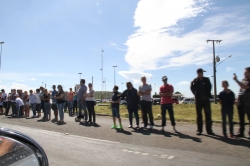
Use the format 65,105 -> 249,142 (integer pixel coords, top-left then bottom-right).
121,82 -> 140,128
73,92 -> 78,115
86,83 -> 96,123
233,67 -> 250,138
218,80 -> 235,138
191,68 -> 214,135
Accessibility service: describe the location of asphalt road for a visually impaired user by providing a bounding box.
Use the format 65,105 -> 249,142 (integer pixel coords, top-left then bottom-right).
0,111 -> 249,166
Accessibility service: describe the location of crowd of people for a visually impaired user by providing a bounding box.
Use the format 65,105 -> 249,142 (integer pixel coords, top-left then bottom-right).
0,67 -> 250,139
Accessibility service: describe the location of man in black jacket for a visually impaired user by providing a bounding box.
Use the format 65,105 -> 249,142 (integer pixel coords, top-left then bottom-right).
121,82 -> 141,128
191,68 -> 214,135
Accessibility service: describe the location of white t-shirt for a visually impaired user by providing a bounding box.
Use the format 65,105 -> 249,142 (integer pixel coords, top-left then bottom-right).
15,98 -> 24,106
86,89 -> 95,101
1,93 -> 7,102
35,93 -> 41,104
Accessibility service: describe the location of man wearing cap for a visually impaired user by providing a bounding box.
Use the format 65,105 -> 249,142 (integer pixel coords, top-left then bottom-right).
160,76 -> 176,132
191,68 -> 214,135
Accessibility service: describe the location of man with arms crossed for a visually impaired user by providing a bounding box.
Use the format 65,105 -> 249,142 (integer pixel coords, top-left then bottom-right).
160,76 -> 176,132
191,68 -> 214,135
138,76 -> 154,129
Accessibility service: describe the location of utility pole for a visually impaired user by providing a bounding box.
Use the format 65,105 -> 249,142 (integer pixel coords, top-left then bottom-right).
0,41 -> 4,71
207,39 -> 222,104
112,65 -> 117,86
100,50 -> 104,101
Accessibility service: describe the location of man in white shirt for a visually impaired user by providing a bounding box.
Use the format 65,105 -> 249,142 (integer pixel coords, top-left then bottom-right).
15,94 -> 24,117
29,90 -> 37,118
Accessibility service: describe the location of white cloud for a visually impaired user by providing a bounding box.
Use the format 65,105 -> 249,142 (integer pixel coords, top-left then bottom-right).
178,81 -> 190,85
110,42 -> 127,52
0,83 -> 37,93
120,1 -> 250,80
226,67 -> 234,72
119,70 -> 152,84
31,78 -> 36,81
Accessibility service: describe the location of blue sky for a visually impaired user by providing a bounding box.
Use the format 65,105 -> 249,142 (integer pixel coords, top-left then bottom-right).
0,0 -> 249,97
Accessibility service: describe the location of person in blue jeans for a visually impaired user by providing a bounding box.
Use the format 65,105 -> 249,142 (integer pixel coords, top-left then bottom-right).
219,80 -> 235,138
54,85 -> 66,124
110,85 -> 122,129
77,79 -> 88,122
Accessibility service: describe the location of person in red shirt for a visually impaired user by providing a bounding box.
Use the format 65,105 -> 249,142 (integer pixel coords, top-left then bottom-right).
159,76 -> 176,132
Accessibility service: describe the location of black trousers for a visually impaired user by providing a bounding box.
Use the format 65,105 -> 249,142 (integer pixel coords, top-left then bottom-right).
73,100 -> 77,114
195,99 -> 213,133
237,104 -> 250,135
140,100 -> 154,127
86,101 -> 95,122
5,101 -> 11,115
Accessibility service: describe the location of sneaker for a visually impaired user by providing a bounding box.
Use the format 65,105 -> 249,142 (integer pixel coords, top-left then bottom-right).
117,125 -> 123,129
111,125 -> 117,129
173,126 -> 177,133
128,125 -> 132,128
32,115 -> 36,118
135,125 -> 139,129
230,134 -> 235,138
150,125 -> 153,130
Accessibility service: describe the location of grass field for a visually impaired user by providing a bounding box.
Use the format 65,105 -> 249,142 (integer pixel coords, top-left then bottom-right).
95,103 -> 243,123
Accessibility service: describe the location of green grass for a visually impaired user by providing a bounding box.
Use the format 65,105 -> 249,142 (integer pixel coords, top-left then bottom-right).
94,103 -> 242,123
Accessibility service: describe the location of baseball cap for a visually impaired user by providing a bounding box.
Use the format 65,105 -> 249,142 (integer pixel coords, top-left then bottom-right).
197,68 -> 206,73
162,76 -> 168,81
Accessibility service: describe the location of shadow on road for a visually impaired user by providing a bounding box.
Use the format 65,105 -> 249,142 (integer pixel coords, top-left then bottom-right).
131,128 -> 151,136
79,122 -> 101,127
116,129 -> 132,135
175,131 -> 202,142
204,134 -> 250,148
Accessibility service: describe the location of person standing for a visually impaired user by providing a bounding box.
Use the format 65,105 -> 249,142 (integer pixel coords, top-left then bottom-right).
233,67 -> 250,138
10,89 -> 17,117
40,86 -> 45,116
160,76 -> 176,132
5,92 -> 12,116
86,83 -> 96,123
191,68 -> 214,135
15,94 -> 24,118
138,76 -> 154,129
0,92 -> 3,115
43,89 -> 51,121
28,90 -> 37,118
54,85 -> 66,124
218,80 -> 235,138
110,85 -> 122,129
67,88 -> 74,117
121,82 -> 140,128
73,92 -> 78,115
35,89 -> 42,118
23,91 -> 30,117
77,79 -> 88,122
51,85 -> 59,121
1,89 -> 7,115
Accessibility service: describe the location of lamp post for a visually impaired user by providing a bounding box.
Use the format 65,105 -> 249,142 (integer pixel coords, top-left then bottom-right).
0,41 -> 4,71
78,73 -> 82,80
112,65 -> 117,86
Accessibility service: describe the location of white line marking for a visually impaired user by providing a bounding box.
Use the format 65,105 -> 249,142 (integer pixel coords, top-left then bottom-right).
128,151 -> 133,153
168,156 -> 175,159
142,153 -> 149,155
134,151 -> 140,154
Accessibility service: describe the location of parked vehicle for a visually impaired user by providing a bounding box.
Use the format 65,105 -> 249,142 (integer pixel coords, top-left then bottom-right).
180,98 -> 195,104
152,98 -> 160,105
171,98 -> 179,104
120,100 -> 127,105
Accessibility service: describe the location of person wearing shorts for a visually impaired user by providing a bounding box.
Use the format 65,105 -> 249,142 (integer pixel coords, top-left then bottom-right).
110,85 -> 122,129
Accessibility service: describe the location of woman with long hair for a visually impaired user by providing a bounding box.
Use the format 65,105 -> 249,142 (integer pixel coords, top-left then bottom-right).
54,85 -> 66,124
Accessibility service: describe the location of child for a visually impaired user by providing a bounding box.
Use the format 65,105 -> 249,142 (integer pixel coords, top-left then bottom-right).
15,94 -> 24,118
219,80 -> 235,138
110,85 -> 122,129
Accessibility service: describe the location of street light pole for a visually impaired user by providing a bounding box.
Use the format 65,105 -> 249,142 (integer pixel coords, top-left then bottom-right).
78,73 -> 82,80
0,41 -> 4,71
112,65 -> 117,86
207,39 -> 222,104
